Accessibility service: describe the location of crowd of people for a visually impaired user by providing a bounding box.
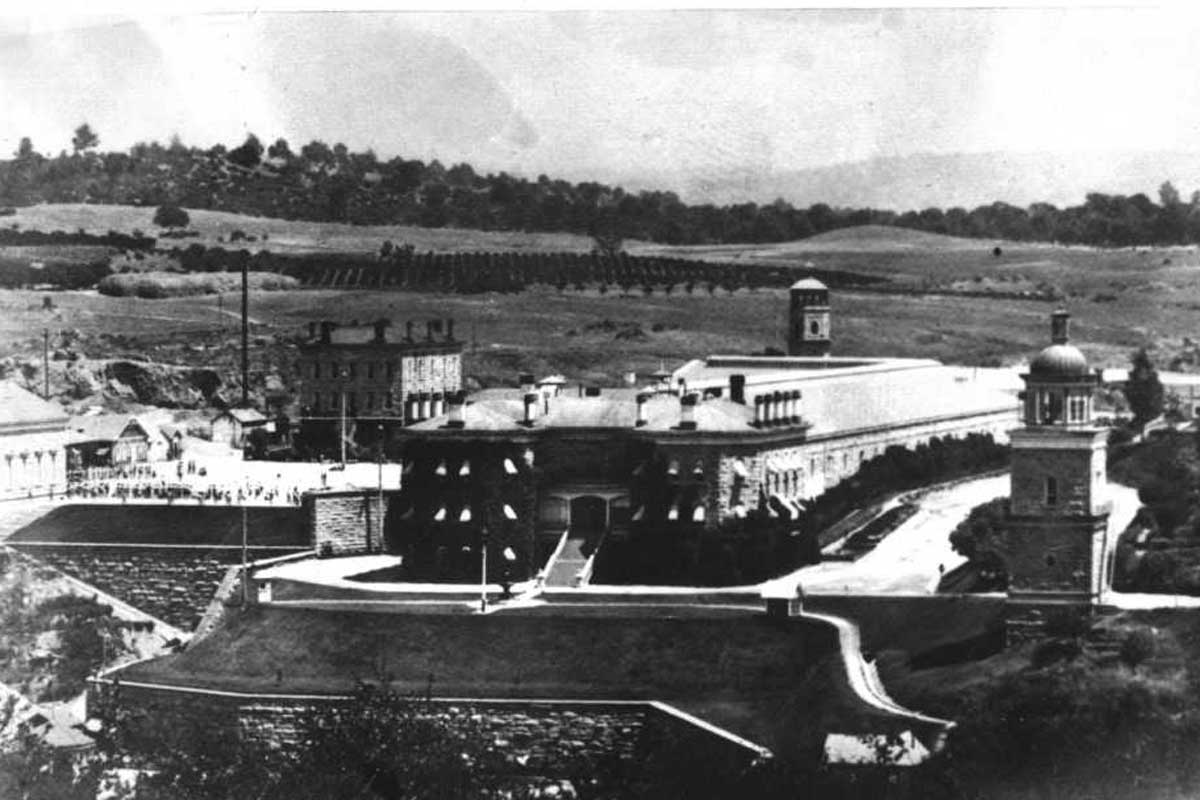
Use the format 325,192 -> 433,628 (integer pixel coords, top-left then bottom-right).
66,463 -> 305,506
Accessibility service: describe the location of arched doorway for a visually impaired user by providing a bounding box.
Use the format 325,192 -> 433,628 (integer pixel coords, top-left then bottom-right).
570,495 -> 607,535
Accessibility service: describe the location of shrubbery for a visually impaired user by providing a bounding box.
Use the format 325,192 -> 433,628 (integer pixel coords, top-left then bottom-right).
97,271 -> 299,298
805,433 -> 1009,548
152,204 -> 189,229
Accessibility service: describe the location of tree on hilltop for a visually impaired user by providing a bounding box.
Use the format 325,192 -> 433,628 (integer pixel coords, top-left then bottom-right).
71,123 -> 99,155
14,137 -> 36,160
229,134 -> 265,169
153,204 -> 190,229
267,137 -> 293,161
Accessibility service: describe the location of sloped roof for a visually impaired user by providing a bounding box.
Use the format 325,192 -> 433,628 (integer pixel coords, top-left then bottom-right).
0,382 -> 68,430
408,388 -> 756,434
214,407 -> 268,424
70,415 -> 149,443
408,361 -> 1014,439
791,363 -> 1015,438
790,278 -> 828,290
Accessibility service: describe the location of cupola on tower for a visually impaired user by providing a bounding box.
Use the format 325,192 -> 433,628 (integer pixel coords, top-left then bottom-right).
788,278 -> 831,357
1004,309 -> 1111,642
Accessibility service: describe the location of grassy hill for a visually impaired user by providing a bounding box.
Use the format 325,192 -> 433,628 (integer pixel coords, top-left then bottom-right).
7,203 -> 599,256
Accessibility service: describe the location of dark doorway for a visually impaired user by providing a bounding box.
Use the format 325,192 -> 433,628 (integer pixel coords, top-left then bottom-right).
570,495 -> 607,533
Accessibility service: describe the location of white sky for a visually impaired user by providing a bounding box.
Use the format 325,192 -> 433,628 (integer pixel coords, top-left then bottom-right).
4,6 -> 1200,191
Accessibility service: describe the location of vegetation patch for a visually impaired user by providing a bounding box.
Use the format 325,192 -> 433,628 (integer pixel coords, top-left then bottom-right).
97,270 -> 299,298
1110,429 -> 1200,594
0,552 -> 135,702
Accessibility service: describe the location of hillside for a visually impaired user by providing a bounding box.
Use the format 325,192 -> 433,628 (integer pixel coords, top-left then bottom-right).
632,224 -> 1017,260
6,135 -> 1200,249
7,203 -> 598,256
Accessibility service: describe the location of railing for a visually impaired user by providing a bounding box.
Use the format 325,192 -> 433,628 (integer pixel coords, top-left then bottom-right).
575,526 -> 611,588
533,529 -> 571,591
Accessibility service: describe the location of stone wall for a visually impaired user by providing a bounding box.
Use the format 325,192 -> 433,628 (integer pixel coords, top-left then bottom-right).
10,544 -> 297,630
1001,516 -> 1106,595
308,490 -> 394,556
88,680 -> 761,784
1010,445 -> 1103,518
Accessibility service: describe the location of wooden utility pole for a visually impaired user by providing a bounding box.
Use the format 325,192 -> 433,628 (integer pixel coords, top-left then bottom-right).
240,503 -> 249,606
376,423 -> 384,553
480,526 -> 489,613
42,328 -> 49,399
241,260 -> 249,407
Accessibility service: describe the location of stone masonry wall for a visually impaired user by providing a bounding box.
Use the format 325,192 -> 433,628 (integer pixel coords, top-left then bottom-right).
309,491 -> 392,556
88,681 -> 760,782
1001,516 -> 1104,594
1010,447 -> 1096,518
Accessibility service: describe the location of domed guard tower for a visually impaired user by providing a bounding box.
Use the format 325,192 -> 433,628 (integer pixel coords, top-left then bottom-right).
788,278 -> 832,357
1004,310 -> 1111,643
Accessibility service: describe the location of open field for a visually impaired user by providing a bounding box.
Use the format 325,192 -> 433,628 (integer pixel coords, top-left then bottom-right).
7,203 -> 599,255
0,281 -> 1187,394
3,208 -> 1198,401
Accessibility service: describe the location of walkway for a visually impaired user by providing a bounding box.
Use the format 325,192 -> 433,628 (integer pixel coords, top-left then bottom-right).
772,475 -> 1009,596
543,534 -> 591,587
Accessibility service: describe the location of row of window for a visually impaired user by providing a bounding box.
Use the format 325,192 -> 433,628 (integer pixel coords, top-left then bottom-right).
1032,391 -> 1090,424
310,392 -> 395,413
308,361 -> 396,381
306,356 -> 458,383
760,447 -> 885,495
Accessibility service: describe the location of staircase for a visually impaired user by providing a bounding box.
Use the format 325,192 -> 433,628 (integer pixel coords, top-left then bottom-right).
544,533 -> 592,587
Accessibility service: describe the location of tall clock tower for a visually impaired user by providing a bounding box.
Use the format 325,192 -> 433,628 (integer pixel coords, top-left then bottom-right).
788,278 -> 832,357
1004,309 -> 1111,643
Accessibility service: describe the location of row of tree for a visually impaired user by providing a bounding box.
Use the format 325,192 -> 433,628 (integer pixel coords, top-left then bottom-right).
7,126 -> 1200,247
165,243 -> 883,295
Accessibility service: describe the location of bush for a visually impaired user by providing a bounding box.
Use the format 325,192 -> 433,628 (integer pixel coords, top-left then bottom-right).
153,204 -> 190,229
1120,627 -> 1158,669
97,271 -> 299,298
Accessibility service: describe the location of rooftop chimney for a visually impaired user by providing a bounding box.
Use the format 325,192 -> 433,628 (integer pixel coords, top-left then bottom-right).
445,391 -> 465,428
405,321 -> 415,343
521,392 -> 539,426
372,319 -> 388,344
319,321 -> 335,344
730,374 -> 746,404
445,319 -> 455,341
519,373 -> 535,395
678,393 -> 698,430
635,391 -> 651,427
307,322 -> 317,339
1051,309 -> 1071,344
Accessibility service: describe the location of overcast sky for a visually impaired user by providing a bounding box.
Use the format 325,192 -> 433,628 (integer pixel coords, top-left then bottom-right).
4,8 -> 1200,191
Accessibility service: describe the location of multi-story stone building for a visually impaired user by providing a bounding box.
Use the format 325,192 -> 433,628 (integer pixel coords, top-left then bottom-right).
296,318 -> 463,432
380,283 -> 1017,584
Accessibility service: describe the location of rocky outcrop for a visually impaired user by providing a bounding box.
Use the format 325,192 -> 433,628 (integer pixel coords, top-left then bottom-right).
103,361 -> 222,408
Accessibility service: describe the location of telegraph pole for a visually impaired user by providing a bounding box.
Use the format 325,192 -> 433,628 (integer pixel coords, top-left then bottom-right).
480,526 -> 489,613
241,260 -> 249,407
240,503 -> 249,606
340,384 -> 347,466
42,328 -> 49,400
376,423 -> 384,554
